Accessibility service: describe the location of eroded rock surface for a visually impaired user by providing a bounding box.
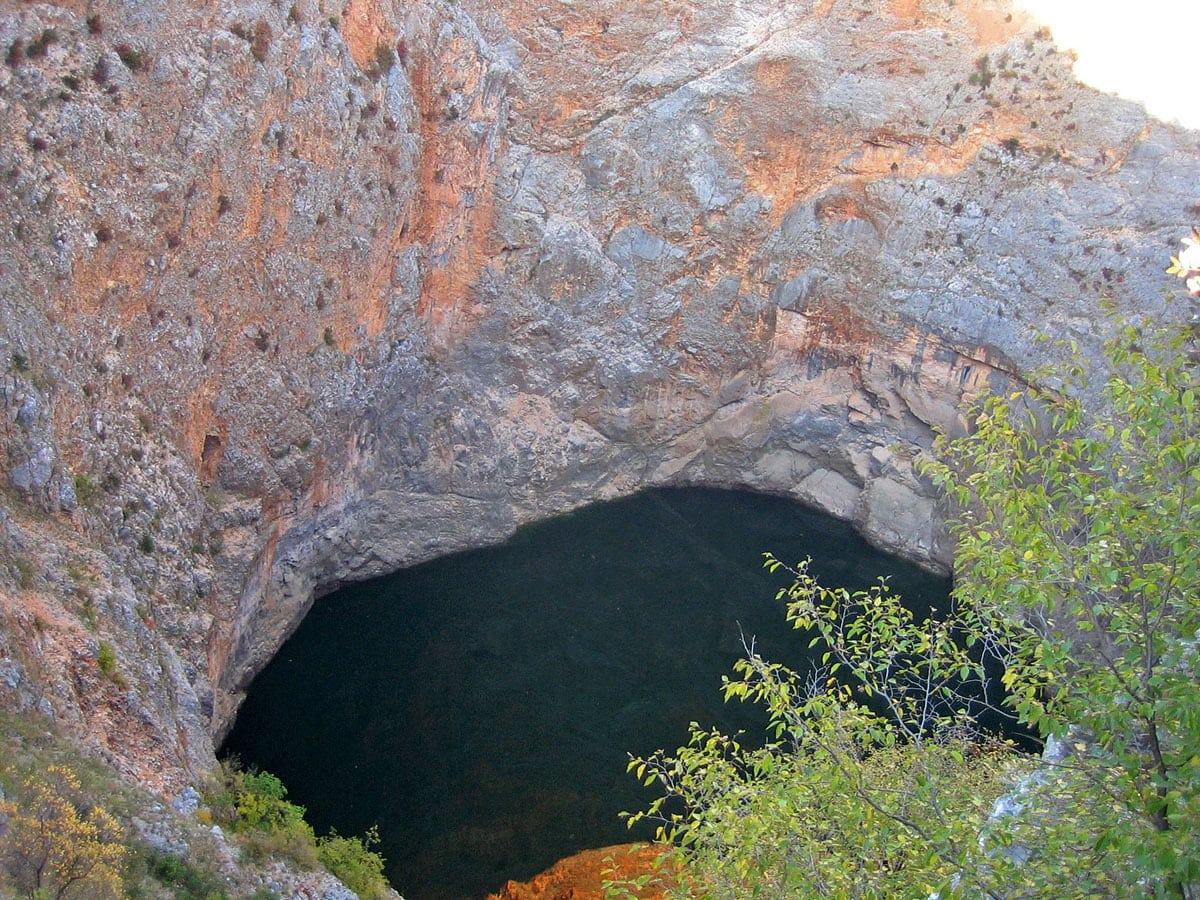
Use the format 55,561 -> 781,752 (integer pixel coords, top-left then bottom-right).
1,0 -> 1198,804
486,843 -> 666,900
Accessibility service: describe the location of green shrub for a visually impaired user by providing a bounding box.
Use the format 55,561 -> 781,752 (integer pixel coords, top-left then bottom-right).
368,43 -> 395,79
919,316 -> 1200,896
26,28 -> 58,59
619,564 -> 1021,899
73,473 -> 99,508
239,818 -> 318,868
317,828 -> 390,900
6,39 -> 25,68
141,848 -> 230,900
235,771 -> 289,829
205,762 -> 392,888
97,641 -> 117,677
14,556 -> 34,589
79,596 -> 98,631
206,763 -> 316,867
969,53 -> 993,88
115,43 -> 146,72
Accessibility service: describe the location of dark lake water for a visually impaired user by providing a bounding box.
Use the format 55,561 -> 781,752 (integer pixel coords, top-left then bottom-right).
221,486 -> 952,899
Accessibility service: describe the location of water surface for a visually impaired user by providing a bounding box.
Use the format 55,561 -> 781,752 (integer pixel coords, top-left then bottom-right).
223,486 -> 951,899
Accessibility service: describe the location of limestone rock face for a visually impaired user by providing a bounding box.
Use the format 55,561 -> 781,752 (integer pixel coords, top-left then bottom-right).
486,843 -> 666,900
0,0 -> 1198,793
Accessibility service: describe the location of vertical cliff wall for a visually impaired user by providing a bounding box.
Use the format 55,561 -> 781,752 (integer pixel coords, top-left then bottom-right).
1,0 -> 1198,791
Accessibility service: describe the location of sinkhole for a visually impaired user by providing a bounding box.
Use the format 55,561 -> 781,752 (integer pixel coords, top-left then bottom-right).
221,486 -> 955,899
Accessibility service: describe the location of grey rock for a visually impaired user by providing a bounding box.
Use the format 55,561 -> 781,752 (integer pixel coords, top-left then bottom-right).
172,786 -> 201,816
57,477 -> 78,512
15,395 -> 37,429
0,658 -> 21,690
10,445 -> 53,494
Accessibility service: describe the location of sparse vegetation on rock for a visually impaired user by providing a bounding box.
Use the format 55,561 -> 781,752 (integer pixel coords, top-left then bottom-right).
0,0 -> 1198,894
113,43 -> 145,72
203,761 -> 392,894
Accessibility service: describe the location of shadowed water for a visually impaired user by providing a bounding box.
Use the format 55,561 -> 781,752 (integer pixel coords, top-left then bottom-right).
222,486 -> 952,899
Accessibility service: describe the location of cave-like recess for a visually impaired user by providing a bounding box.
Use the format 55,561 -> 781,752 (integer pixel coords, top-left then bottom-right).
222,486 -> 952,900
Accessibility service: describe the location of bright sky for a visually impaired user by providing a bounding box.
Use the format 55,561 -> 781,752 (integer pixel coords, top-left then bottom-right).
1014,0 -> 1198,130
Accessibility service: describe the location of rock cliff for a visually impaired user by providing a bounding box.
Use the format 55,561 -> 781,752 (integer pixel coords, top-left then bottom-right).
485,843 -> 665,900
1,0 -> 1198,823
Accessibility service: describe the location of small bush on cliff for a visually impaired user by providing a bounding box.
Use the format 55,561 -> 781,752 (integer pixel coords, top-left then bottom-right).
206,764 -> 317,867
136,847 -> 231,900
617,248 -> 1200,897
96,640 -> 118,677
14,555 -> 34,588
73,474 -> 99,508
367,43 -> 395,80
317,828 -> 390,900
26,29 -> 58,60
6,39 -> 25,69
206,761 -> 390,891
114,43 -> 146,73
